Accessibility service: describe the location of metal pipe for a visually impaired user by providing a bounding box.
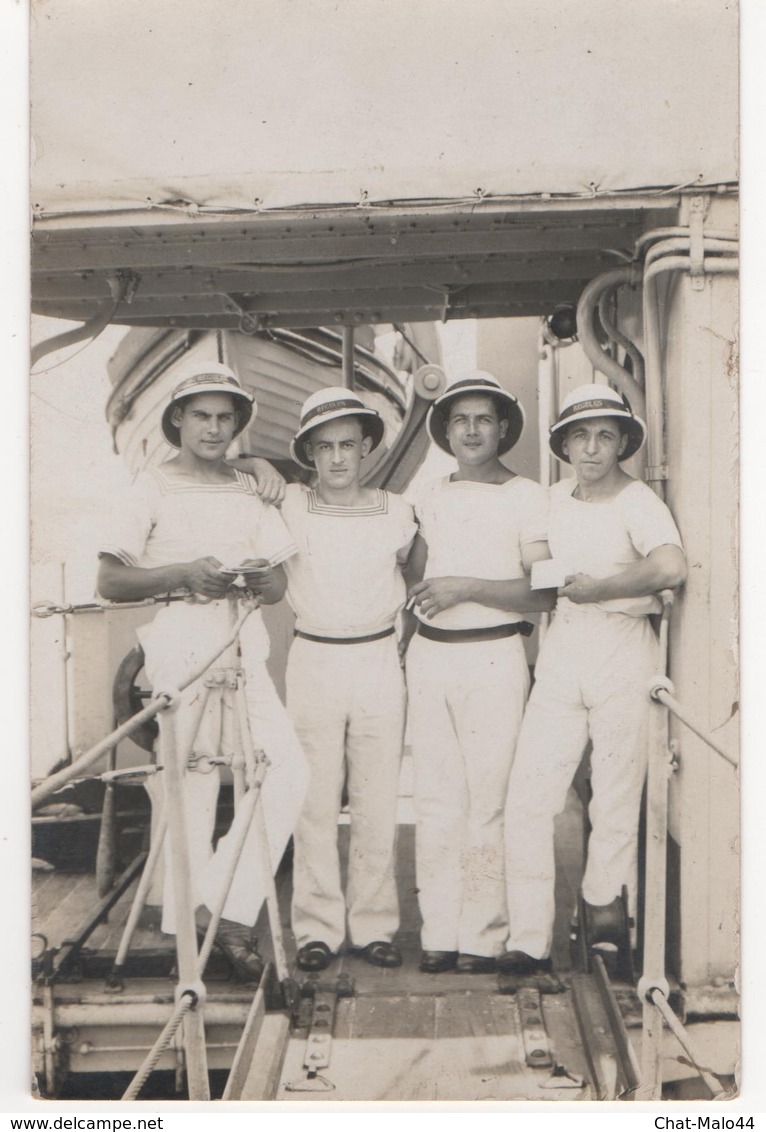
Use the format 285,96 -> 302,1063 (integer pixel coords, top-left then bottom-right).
33,1001 -> 253,1027
234,686 -> 290,981
652,689 -> 737,768
31,276 -> 123,367
342,325 -> 355,388
59,564 -> 73,760
159,713 -> 210,1100
33,593 -> 203,617
597,291 -> 645,389
640,711 -> 671,1097
649,989 -> 724,1099
196,757 -> 269,973
644,237 -> 738,272
575,265 -> 645,414
110,816 -> 168,974
639,597 -> 675,1099
31,305 -> 116,368
634,227 -> 738,255
537,326 -> 557,489
31,602 -> 256,808
32,698 -> 171,809
642,255 -> 739,500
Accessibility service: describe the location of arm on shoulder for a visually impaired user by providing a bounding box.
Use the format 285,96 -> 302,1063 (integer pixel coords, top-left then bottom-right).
228,456 -> 287,505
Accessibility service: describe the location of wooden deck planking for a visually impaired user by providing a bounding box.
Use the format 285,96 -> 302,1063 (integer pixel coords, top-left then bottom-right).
276,1005 -> 589,1102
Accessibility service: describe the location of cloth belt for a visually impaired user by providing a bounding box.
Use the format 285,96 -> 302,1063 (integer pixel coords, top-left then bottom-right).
294,626 -> 395,645
416,620 -> 534,643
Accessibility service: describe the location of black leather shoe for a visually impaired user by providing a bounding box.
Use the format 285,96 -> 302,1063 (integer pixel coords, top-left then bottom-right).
296,940 -> 335,972
419,949 -> 458,973
349,941 -> 403,968
497,949 -> 552,976
456,953 -> 497,974
211,919 -> 264,984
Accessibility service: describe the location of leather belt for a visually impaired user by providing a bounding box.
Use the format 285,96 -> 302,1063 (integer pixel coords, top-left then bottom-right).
416,621 -> 534,643
294,627 -> 395,645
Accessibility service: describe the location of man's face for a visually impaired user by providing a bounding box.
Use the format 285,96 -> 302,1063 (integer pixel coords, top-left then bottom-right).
172,392 -> 239,460
445,394 -> 508,465
562,416 -> 628,483
304,416 -> 372,489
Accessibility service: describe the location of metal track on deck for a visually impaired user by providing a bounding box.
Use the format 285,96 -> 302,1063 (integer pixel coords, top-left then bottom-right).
226,959 -> 640,1102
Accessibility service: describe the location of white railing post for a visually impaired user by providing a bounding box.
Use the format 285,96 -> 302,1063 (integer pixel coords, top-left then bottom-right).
637,593 -> 674,1099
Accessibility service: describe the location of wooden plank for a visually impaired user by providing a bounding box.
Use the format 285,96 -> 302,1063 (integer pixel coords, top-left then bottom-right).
339,995 -> 435,1041
221,984 -> 267,1099
277,990 -> 593,1102
238,1013 -> 292,1100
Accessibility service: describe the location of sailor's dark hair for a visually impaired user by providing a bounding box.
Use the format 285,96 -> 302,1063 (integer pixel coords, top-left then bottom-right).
303,412 -> 377,443
433,389 -> 511,426
171,390 -> 241,420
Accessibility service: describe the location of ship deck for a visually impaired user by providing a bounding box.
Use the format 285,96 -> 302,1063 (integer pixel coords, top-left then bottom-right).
33,788 -> 647,1101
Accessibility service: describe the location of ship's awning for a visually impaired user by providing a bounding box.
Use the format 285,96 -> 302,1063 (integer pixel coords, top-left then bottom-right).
31,0 -> 738,328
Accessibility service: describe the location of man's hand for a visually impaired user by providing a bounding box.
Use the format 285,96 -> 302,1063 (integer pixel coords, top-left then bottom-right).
558,573 -> 603,604
238,558 -> 287,605
231,456 -> 286,505
185,557 -> 230,598
408,576 -> 473,619
239,558 -> 278,590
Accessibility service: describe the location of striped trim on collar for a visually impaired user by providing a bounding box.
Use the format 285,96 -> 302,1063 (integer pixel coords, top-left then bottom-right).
306,487 -> 388,516
150,466 -> 259,495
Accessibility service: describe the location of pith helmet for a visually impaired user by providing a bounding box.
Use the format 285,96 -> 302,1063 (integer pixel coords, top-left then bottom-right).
161,361 -> 255,448
549,383 -> 646,463
290,386 -> 385,469
426,372 -> 525,456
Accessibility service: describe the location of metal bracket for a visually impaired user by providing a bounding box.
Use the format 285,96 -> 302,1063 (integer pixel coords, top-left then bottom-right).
645,465 -> 669,482
283,974 -> 354,1093
517,989 -> 554,1069
541,1064 -> 586,1090
689,196 -> 707,290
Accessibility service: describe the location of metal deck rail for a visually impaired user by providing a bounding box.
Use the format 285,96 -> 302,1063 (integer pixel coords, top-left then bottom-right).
32,590 -> 287,1100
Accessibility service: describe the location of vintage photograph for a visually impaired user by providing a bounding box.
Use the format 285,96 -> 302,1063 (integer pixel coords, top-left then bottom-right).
27,0 -> 740,1105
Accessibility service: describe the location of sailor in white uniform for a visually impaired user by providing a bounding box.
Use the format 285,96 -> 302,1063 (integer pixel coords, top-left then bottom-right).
280,388 -> 418,972
98,363 -> 308,981
404,373 -> 552,974
500,384 -> 687,976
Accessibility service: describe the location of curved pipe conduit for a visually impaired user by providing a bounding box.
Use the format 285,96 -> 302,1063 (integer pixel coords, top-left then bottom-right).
578,228 -> 738,503
597,290 -> 645,389
641,243 -> 738,498
31,276 -> 126,369
576,265 -> 646,418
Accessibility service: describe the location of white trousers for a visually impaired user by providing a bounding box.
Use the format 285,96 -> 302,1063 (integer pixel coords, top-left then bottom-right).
504,606 -> 657,960
407,633 -> 530,957
287,635 -> 405,952
140,604 -> 308,935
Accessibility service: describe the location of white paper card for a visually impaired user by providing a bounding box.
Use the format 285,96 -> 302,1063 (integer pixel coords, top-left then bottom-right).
530,559 -> 572,590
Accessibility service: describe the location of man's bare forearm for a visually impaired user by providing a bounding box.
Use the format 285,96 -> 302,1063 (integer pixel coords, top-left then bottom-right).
97,557 -> 192,601
462,576 -> 556,613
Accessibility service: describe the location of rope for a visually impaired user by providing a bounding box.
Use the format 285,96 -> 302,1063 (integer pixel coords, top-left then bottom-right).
122,991 -> 197,1100
31,601 -> 258,809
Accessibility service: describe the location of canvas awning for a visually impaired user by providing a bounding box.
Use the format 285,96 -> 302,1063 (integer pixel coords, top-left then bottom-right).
30,0 -> 738,328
